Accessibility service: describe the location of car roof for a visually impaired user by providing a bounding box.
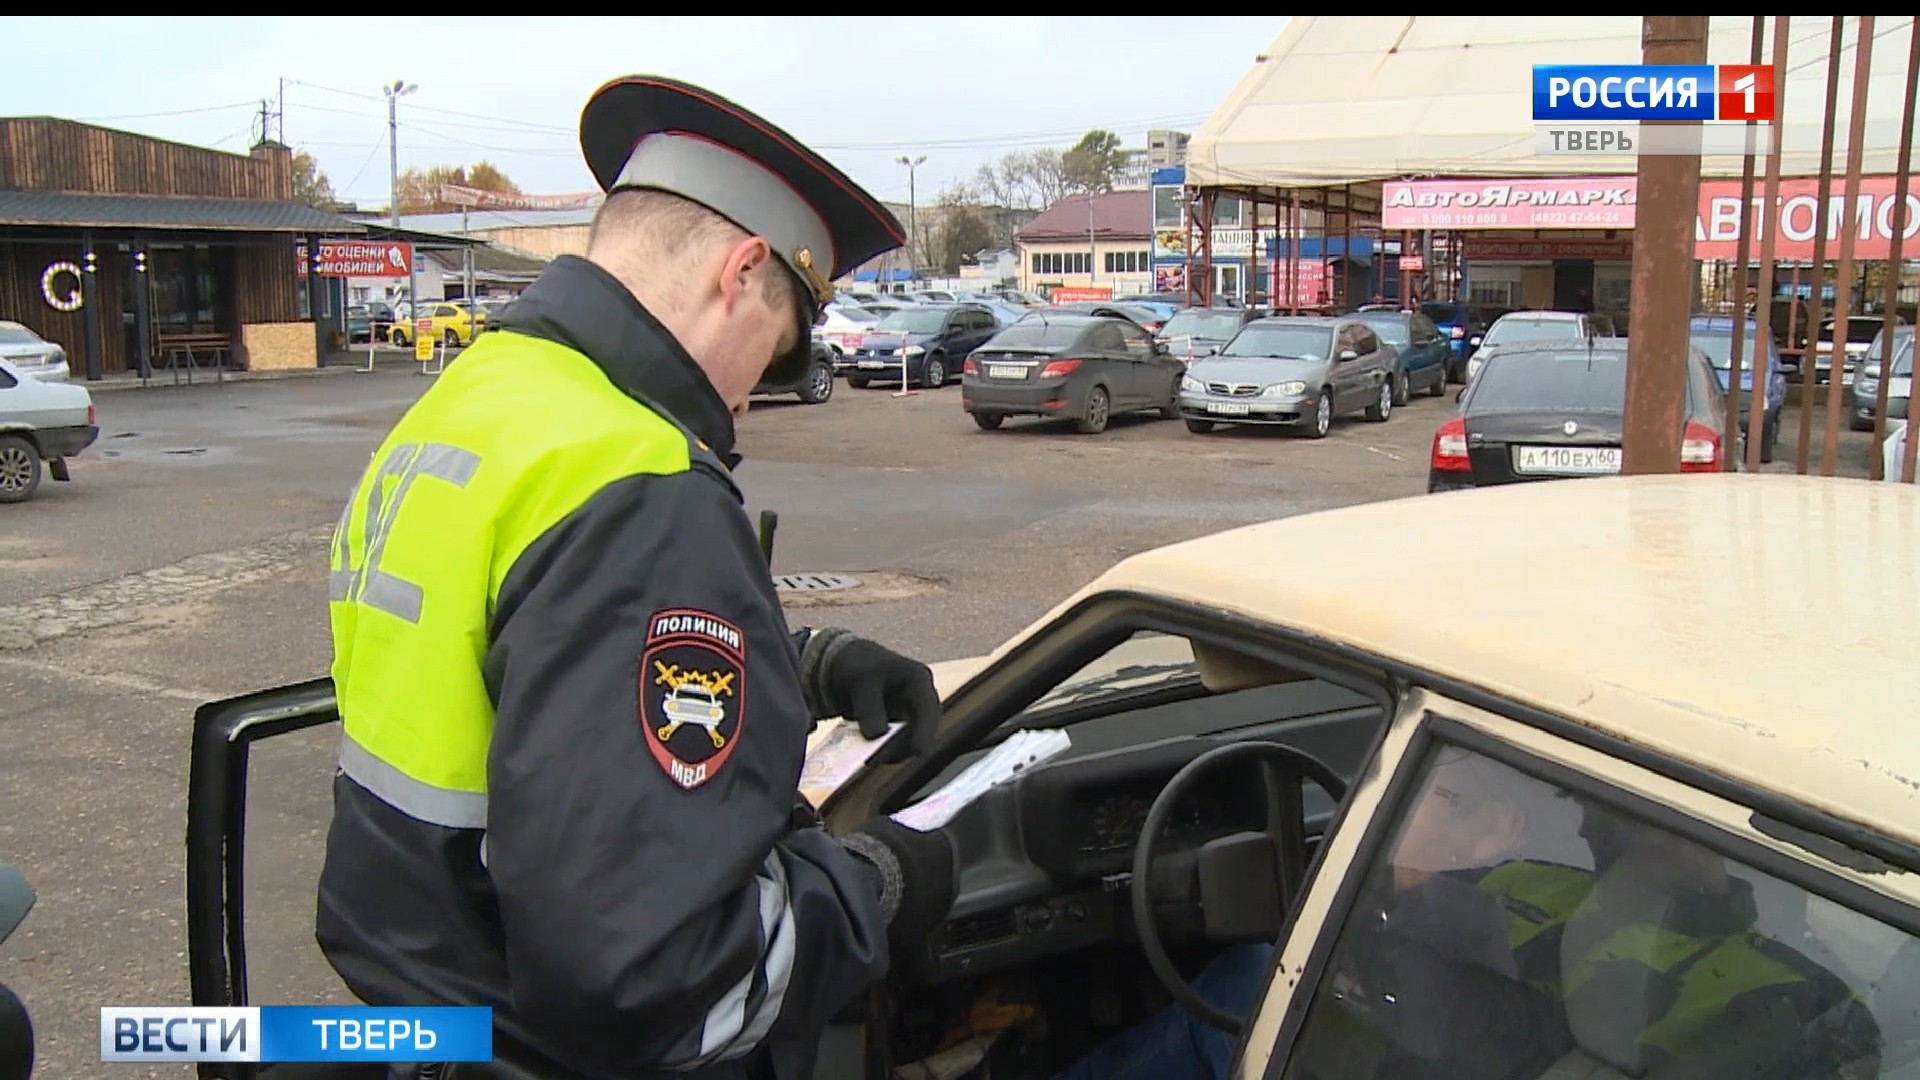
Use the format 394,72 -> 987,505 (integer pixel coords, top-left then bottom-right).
1493,310 -> 1585,322
0,321 -> 31,332
1249,315 -> 1339,326
1037,474 -> 1920,855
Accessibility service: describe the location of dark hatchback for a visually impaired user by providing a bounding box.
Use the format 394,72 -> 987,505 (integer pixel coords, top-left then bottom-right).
1050,302 -> 1167,334
961,313 -> 1184,434
1429,340 -> 1730,493
1155,307 -> 1256,361
1350,307 -> 1452,401
750,339 -> 837,405
846,303 -> 1001,389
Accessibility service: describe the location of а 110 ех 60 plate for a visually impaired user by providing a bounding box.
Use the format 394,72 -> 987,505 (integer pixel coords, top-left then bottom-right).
1513,445 -> 1622,475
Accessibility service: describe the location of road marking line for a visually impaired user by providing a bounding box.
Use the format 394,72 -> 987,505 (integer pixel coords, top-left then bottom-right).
1367,446 -> 1404,461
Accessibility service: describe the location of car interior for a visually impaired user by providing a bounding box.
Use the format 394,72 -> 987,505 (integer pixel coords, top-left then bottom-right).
184,595 -> 1397,1079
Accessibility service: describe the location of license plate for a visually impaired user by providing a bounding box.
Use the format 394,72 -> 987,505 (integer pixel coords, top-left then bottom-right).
1207,402 -> 1251,417
988,364 -> 1027,380
1513,445 -> 1621,476
857,360 -> 891,370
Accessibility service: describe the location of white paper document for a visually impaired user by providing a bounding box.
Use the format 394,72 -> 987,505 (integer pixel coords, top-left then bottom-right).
799,721 -> 902,807
891,729 -> 1072,832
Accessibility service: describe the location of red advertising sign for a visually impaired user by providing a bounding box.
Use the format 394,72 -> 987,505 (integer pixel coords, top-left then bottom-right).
1460,238 -> 1637,261
439,184 -> 600,211
313,240 -> 413,277
1398,254 -> 1425,272
1050,286 -> 1113,303
1271,260 -> 1336,306
1383,176 -> 1920,261
1384,178 -> 1637,231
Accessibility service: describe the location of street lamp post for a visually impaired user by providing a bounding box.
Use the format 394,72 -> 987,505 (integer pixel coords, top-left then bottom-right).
385,79 -> 417,320
1087,190 -> 1097,286
897,155 -> 926,284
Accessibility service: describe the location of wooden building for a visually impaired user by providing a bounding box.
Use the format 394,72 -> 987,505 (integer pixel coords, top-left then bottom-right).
0,117 -> 364,379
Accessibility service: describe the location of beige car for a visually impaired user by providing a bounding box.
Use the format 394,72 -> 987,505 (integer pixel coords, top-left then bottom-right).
188,473 -> 1919,1078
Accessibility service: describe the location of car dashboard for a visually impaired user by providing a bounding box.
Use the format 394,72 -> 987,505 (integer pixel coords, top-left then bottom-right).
892,699 -> 1374,987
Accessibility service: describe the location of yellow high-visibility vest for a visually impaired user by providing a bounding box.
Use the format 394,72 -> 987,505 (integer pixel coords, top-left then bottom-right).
326,329 -> 696,828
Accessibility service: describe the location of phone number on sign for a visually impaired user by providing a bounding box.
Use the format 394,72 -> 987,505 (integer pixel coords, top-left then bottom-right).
1392,210 -> 1629,228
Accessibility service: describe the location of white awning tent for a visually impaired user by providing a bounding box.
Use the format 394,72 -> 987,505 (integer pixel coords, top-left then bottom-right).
1187,17 -> 1919,195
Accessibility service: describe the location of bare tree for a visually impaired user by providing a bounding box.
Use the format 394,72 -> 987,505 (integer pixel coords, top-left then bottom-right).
1025,149 -> 1072,208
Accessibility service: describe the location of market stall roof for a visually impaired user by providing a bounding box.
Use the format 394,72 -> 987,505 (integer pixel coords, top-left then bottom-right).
1187,16 -> 1919,193
0,190 -> 360,232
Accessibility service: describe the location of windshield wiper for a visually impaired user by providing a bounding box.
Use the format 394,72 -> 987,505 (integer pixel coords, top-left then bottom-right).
1018,662 -> 1200,715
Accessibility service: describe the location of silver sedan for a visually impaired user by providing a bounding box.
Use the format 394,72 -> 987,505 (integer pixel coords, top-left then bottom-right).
0,322 -> 70,382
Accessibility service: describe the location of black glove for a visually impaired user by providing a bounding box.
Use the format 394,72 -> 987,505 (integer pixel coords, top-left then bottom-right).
839,817 -> 958,956
798,627 -> 942,763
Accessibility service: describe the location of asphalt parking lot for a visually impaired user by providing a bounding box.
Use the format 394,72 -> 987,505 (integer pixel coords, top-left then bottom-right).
0,361 -> 1878,1073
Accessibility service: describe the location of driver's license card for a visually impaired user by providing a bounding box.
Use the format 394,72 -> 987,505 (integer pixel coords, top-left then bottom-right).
799,720 -> 902,807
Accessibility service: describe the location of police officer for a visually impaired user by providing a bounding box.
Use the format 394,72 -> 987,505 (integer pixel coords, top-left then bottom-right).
318,76 -> 958,1079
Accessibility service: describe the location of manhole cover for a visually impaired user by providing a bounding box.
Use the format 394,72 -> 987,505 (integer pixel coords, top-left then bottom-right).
774,572 -> 861,593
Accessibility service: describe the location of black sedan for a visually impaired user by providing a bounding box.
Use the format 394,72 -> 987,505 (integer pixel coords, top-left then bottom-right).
1429,340 -> 1730,493
750,339 -> 836,404
962,313 -> 1184,434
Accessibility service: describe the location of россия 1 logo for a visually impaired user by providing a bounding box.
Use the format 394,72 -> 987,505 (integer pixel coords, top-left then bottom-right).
1533,64 -> 1775,122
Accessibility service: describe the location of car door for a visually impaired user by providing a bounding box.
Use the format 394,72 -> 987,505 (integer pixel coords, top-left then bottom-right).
1409,314 -> 1445,387
965,308 -> 998,353
1082,320 -> 1132,398
1113,320 -> 1165,403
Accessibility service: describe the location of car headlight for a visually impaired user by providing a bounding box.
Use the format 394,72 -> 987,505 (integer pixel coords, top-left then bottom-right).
1262,381 -> 1307,397
1181,375 -> 1203,392
903,345 -> 925,357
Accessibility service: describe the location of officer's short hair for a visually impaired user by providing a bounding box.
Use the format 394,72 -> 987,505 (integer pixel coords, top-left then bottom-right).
590,189 -> 801,314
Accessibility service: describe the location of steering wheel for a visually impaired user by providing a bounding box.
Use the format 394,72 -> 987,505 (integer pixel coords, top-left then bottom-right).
1131,741 -> 1350,1035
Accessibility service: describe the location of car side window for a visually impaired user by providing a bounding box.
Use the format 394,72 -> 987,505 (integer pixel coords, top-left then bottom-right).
969,310 -> 994,332
1117,323 -> 1156,358
0,368 -> 16,390
1354,327 -> 1381,355
1279,740 -> 1903,1080
1333,325 -> 1356,355
1087,322 -> 1127,354
1413,315 -> 1440,342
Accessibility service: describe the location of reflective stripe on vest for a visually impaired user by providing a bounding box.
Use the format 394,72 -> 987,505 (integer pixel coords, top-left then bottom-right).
327,329 -> 695,828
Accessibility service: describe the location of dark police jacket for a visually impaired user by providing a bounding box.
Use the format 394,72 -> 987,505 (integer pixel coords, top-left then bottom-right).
316,256 -> 887,1080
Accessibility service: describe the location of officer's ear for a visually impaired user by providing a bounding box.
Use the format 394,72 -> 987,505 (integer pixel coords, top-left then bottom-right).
717,235 -> 775,315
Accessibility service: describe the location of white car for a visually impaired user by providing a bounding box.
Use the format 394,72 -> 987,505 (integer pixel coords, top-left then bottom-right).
0,321 -> 71,382
0,357 -> 98,503
816,303 -> 881,367
1885,421 -> 1918,485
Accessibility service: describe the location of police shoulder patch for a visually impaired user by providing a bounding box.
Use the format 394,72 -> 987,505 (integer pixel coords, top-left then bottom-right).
639,608 -> 747,791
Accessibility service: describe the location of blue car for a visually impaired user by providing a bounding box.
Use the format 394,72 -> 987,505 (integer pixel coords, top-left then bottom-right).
1418,302 -> 1482,379
1689,315 -> 1786,464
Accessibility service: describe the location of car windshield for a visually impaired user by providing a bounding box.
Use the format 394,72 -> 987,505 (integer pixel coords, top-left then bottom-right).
1689,331 -> 1770,370
1160,312 -> 1243,340
1355,314 -> 1410,346
1471,348 -> 1629,413
1220,324 -> 1333,360
875,310 -> 949,334
986,321 -> 1086,349
1821,318 -> 1885,345
1421,303 -> 1462,324
1867,328 -> 1913,361
0,327 -> 43,345
1894,340 -> 1915,377
1483,317 -> 1585,347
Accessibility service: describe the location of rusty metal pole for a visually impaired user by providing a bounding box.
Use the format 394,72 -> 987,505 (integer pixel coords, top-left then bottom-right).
1341,184 -> 1352,310
1249,196 -> 1262,310
1183,187 -> 1196,307
1745,16 -> 1793,473
1797,18 -> 1846,472
1785,263 -> 1802,352
1398,229 -> 1413,310
1820,15 -> 1875,477
1199,189 -> 1217,307
1622,16 -> 1709,475
1320,195 -> 1333,310
1723,16 -> 1765,472
1288,194 -> 1302,315
1873,19 -> 1919,481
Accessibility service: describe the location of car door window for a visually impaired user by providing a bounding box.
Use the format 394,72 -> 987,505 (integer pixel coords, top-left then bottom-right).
0,368 -> 16,390
1116,322 -> 1156,359
1353,327 -> 1381,356
1086,321 -> 1127,354
1412,315 -> 1440,344
1278,739 -> 1906,1080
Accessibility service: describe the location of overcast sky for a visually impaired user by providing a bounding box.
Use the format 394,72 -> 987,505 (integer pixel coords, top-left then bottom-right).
5,16 -> 1288,209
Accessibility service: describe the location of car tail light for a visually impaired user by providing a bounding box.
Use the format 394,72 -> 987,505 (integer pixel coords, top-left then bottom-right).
963,358 -> 978,376
1431,416 -> 1470,472
845,333 -> 863,350
1142,322 -> 1161,333
1450,326 -> 1465,339
87,403 -> 97,426
1039,359 -> 1082,378
1680,421 -> 1721,471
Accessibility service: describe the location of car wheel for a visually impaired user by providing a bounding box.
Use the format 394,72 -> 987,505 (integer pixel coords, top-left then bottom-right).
921,355 -> 947,389
1391,371 -> 1410,407
1850,412 -> 1873,432
1309,387 -> 1333,438
443,329 -> 460,348
972,411 -> 1004,430
1428,367 -> 1449,397
797,361 -> 834,404
0,435 -> 43,504
389,327 -> 408,347
1077,385 -> 1111,434
1763,412 -> 1780,464
1158,374 -> 1181,418
848,374 -> 872,389
1365,378 -> 1393,422
1185,418 -> 1214,434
